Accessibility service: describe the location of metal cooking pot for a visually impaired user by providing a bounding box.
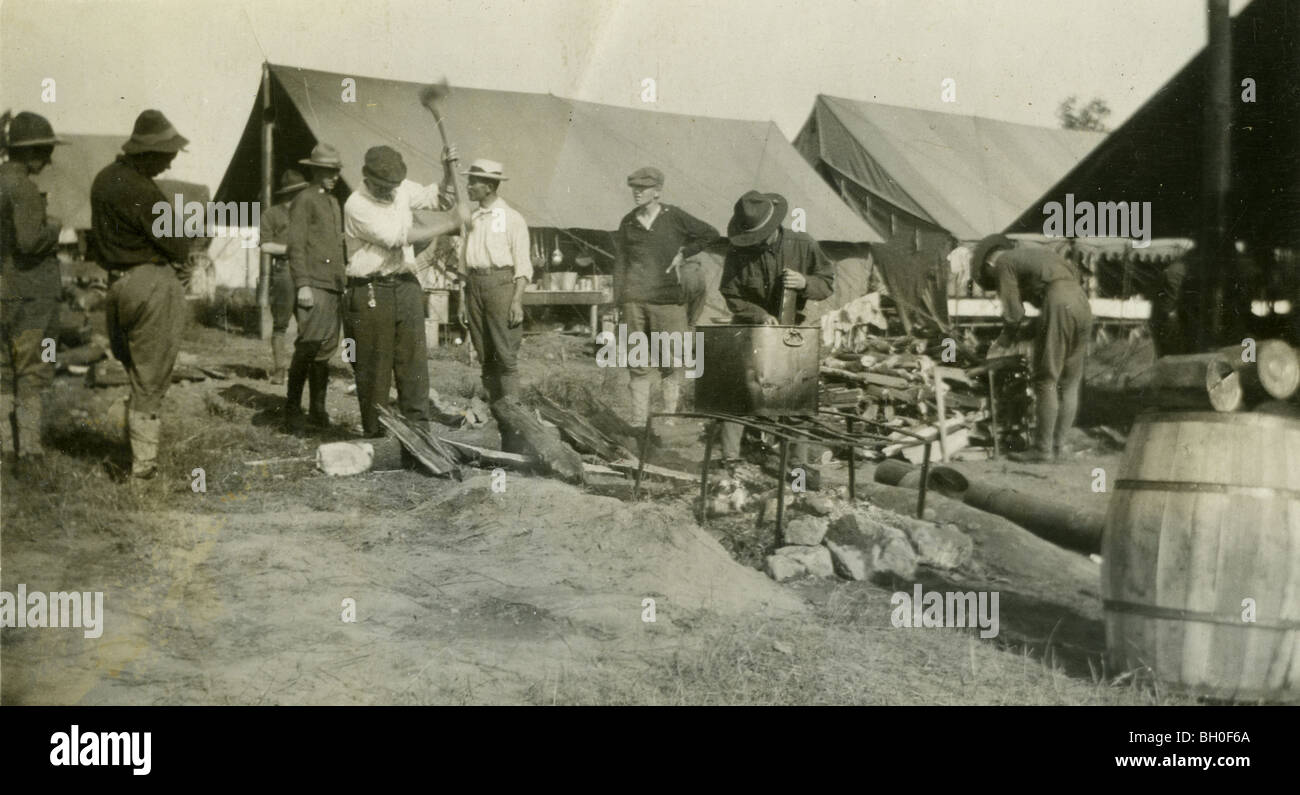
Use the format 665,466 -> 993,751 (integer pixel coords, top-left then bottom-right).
694,324 -> 820,416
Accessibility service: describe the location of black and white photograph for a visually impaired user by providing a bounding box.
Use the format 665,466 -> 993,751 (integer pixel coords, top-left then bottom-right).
0,0 -> 1296,771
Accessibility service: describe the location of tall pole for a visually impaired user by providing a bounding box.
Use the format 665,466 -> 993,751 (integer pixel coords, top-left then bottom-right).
1200,0 -> 1232,349
258,61 -> 274,341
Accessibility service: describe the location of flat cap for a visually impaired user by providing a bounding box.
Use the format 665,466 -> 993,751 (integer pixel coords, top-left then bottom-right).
627,167 -> 664,188
362,145 -> 407,187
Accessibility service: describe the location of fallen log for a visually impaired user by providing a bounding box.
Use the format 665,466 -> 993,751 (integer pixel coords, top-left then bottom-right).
490,396 -> 585,485
1129,352 -> 1243,412
875,460 -> 1104,554
533,393 -> 634,461
1218,339 -> 1300,402
377,405 -> 463,479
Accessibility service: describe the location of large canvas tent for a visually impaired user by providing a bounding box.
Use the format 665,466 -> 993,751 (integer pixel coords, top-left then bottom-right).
1006,0 -> 1299,250
794,95 -> 1105,249
216,64 -> 880,247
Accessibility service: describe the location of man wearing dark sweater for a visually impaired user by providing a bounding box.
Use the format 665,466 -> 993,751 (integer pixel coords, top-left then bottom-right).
612,167 -> 718,429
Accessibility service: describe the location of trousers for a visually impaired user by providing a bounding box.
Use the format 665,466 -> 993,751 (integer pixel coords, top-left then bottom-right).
343,275 -> 429,436
293,286 -> 342,363
0,297 -> 58,395
105,264 -> 187,415
465,268 -> 521,402
1032,280 -> 1092,453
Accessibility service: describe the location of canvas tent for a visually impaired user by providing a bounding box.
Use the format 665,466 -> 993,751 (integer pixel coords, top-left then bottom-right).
1006,0 -> 1299,251
215,65 -> 885,323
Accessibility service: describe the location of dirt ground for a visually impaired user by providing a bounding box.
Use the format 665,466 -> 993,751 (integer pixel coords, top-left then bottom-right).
0,314 -> 1192,705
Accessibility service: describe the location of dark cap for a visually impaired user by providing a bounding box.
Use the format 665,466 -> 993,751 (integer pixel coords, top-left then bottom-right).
627,167 -> 664,188
362,145 -> 407,187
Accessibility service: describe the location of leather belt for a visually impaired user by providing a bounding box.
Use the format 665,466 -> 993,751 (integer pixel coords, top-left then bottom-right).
348,272 -> 418,287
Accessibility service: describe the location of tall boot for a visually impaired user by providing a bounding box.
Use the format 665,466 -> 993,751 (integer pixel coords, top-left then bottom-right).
0,392 -> 14,459
14,391 -> 46,458
661,372 -> 681,415
270,332 -> 288,385
307,361 -> 331,428
283,349 -> 310,431
127,410 -> 160,479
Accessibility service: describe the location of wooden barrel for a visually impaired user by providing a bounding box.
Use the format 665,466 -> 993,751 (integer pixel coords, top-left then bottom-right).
1102,411 -> 1300,701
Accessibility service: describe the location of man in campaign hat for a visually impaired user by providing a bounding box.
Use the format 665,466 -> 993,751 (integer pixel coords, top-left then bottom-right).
343,143 -> 469,440
91,109 -> 193,479
0,111 -> 67,461
972,233 -> 1092,462
259,169 -> 311,384
613,166 -> 718,433
716,190 -> 836,487
283,143 -> 346,433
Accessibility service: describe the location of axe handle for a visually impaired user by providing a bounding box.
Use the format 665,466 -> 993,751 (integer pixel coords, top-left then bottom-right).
424,98 -> 472,292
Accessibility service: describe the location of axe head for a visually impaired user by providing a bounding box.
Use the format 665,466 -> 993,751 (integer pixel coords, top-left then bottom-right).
419,78 -> 451,110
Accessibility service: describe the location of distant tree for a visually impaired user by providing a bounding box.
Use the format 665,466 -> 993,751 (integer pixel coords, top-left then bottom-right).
1057,96 -> 1112,132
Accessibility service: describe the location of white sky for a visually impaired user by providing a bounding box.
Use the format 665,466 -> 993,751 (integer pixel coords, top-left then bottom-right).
1,0 -> 1252,188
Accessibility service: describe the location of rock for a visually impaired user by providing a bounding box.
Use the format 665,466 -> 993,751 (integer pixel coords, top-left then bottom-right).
760,495 -> 796,523
776,545 -> 834,578
316,441 -> 375,476
872,525 -> 918,580
765,554 -> 806,582
911,522 -> 973,569
801,494 -> 834,516
826,539 -> 869,580
783,515 -> 829,546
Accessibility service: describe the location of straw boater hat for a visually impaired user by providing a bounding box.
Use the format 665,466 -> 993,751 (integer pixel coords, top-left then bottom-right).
298,142 -> 342,170
728,190 -> 788,247
3,111 -> 67,149
121,109 -> 189,154
275,169 -> 310,196
460,158 -> 508,182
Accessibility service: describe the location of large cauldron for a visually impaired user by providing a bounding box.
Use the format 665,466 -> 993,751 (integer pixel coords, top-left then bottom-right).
693,324 -> 820,416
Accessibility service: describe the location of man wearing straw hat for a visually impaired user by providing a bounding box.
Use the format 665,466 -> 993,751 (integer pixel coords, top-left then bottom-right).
342,144 -> 468,439
0,111 -> 67,461
259,168 -> 310,385
91,109 -> 193,479
284,143 -> 346,433
459,159 -> 531,409
613,166 -> 719,433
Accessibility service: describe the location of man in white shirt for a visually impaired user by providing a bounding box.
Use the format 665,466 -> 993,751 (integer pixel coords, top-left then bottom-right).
342,144 -> 468,438
459,159 -> 532,412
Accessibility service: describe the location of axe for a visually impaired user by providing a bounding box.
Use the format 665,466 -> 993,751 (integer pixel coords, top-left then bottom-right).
419,78 -> 472,336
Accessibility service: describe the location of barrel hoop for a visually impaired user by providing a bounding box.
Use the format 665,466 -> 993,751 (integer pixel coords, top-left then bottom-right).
1104,599 -> 1300,630
1115,478 -> 1300,501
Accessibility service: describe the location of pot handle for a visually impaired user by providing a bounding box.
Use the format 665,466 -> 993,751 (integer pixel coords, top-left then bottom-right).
783,329 -> 806,347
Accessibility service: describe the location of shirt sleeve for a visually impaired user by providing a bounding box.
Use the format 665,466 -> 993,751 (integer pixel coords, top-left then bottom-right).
260,207 -> 287,255
7,177 -> 60,259
345,193 -> 406,249
611,222 -> 628,304
405,179 -> 451,212
802,237 -> 835,301
719,252 -> 769,323
675,209 -> 720,259
138,185 -> 191,263
996,258 -> 1025,323
509,212 -> 532,281
288,195 -> 310,289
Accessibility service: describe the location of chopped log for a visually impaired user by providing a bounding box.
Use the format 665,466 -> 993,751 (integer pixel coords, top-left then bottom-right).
1129,352 -> 1243,412
439,437 -> 537,470
490,396 -> 585,485
1218,339 -> 1300,402
533,394 -> 634,461
820,366 -> 910,389
377,405 -> 463,478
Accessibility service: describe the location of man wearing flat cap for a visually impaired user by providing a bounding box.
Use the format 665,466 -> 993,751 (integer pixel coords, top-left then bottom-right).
284,143 -> 346,433
459,159 -> 532,446
343,144 -> 469,439
91,109 -> 193,479
259,169 -> 310,385
613,166 -> 719,432
1,111 -> 67,461
972,233 -> 1092,462
717,190 -> 835,485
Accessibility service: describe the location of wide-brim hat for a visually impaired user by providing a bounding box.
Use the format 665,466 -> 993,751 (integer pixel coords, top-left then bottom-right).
121,109 -> 189,154
275,168 -> 309,195
972,233 -> 1014,287
298,142 -> 342,170
460,158 -> 508,182
727,190 -> 788,247
4,111 -> 67,148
